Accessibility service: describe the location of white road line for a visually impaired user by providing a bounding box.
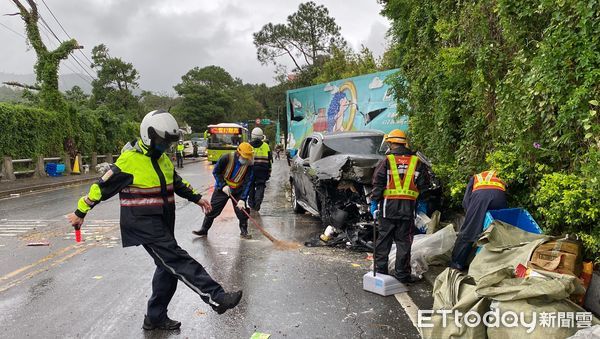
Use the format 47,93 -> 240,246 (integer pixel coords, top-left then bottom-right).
0,234 -> 17,237
0,230 -> 28,233
0,225 -> 48,227
395,292 -> 422,336
0,227 -> 35,230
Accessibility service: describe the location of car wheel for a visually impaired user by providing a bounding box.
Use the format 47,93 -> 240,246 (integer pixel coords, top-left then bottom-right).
290,181 -> 305,213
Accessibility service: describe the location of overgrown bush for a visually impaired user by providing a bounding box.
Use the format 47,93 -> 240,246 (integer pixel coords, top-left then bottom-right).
0,102 -> 136,159
382,0 -> 600,264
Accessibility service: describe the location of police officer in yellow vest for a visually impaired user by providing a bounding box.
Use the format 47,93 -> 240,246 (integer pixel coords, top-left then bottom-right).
193,142 -> 255,239
66,110 -> 242,331
450,169 -> 507,270
371,129 -> 430,283
248,127 -> 272,212
176,141 -> 184,169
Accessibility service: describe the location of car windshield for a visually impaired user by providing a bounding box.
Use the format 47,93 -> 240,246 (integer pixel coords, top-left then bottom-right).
322,135 -> 383,156
209,133 -> 242,146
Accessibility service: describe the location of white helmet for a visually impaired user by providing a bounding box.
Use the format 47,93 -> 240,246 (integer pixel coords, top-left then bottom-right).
251,127 -> 264,140
140,110 -> 180,147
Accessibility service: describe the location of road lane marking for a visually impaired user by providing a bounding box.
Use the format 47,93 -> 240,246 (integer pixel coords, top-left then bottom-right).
395,292 -> 422,335
0,246 -> 88,293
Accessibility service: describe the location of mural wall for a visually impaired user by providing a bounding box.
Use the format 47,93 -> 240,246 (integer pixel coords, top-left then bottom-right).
286,69 -> 408,150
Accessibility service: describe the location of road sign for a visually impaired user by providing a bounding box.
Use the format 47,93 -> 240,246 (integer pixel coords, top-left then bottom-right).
261,119 -> 271,125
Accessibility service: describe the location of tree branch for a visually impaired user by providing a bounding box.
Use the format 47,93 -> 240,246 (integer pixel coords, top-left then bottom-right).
3,81 -> 40,90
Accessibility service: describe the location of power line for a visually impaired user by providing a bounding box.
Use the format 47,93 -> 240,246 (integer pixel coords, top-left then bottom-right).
0,21 -> 26,39
38,0 -> 94,67
36,15 -> 96,80
38,23 -> 93,85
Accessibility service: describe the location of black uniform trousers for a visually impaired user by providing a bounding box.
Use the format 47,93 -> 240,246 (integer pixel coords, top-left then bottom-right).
450,189 -> 507,270
176,153 -> 183,168
205,189 -> 249,228
375,217 -> 414,281
248,180 -> 266,211
143,236 -> 225,323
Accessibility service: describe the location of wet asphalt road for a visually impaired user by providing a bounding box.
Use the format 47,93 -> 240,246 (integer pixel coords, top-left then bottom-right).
0,159 -> 431,338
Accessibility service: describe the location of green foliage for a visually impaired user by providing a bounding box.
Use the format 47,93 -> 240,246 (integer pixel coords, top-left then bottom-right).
173,66 -> 265,132
534,173 -> 599,234
0,102 -> 136,158
0,103 -> 65,158
382,0 -> 600,262
312,46 -> 382,84
90,44 -> 140,112
253,1 -> 346,72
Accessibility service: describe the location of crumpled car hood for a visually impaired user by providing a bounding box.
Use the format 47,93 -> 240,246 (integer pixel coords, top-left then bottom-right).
311,154 -> 384,182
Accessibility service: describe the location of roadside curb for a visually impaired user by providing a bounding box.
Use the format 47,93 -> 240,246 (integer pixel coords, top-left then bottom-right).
0,158 -> 206,198
0,176 -> 98,199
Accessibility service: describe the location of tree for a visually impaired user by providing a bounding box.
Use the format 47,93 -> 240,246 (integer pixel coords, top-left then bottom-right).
174,66 -> 258,132
90,44 -> 139,111
312,46 -> 380,84
64,85 -> 88,106
9,0 -> 81,109
253,2 -> 346,73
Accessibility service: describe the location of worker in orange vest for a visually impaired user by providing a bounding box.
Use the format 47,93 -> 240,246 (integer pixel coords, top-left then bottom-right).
450,170 -> 508,270
371,130 -> 431,283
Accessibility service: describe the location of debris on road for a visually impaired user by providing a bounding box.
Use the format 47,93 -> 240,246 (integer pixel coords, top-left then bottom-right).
250,332 -> 271,339
26,241 -> 50,246
92,276 -> 103,280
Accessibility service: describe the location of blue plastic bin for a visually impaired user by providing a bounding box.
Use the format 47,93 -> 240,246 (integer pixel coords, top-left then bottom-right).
45,163 -> 65,177
483,208 -> 543,234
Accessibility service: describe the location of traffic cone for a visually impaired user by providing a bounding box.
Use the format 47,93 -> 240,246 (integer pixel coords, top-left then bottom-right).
72,155 -> 81,175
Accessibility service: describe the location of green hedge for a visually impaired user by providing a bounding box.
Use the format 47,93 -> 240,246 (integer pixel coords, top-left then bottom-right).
382,0 -> 600,264
0,102 -> 136,159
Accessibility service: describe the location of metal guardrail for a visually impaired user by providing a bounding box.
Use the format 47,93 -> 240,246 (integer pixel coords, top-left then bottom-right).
1,152 -> 118,182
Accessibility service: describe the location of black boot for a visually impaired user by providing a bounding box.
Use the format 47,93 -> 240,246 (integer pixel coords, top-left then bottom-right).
212,290 -> 243,314
142,315 -> 181,330
239,222 -> 252,239
192,218 -> 213,237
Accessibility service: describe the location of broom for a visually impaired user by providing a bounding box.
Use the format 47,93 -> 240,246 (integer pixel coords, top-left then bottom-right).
228,194 -> 301,250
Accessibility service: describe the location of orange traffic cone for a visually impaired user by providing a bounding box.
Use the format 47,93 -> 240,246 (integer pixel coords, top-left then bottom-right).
72,155 -> 81,175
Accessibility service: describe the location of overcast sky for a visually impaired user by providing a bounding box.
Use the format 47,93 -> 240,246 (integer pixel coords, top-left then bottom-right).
0,0 -> 390,93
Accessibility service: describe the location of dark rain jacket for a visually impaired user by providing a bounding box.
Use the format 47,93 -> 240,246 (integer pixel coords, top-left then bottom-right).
371,145 -> 430,219
74,140 -> 202,247
249,139 -> 272,182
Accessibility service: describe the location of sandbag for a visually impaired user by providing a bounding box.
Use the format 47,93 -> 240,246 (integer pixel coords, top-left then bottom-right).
469,220 -> 549,280
422,268 -> 490,339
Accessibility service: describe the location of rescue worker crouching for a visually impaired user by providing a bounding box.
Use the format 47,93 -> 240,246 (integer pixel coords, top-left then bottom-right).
370,129 -> 431,284
66,110 -> 242,331
193,142 -> 255,239
248,127 -> 272,213
450,169 -> 507,271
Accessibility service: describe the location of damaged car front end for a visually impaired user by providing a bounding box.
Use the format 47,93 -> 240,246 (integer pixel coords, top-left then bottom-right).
290,131 -> 385,251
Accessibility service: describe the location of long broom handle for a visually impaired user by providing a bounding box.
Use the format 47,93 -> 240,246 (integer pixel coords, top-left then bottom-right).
373,211 -> 377,277
228,193 -> 277,242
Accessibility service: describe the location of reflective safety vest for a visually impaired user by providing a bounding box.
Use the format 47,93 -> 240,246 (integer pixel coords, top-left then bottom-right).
383,154 -> 419,200
473,170 -> 506,192
176,143 -> 184,154
223,153 -> 249,189
254,142 -> 270,164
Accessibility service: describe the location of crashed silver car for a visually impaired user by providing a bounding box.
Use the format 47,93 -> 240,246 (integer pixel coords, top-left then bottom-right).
290,131 -> 385,248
